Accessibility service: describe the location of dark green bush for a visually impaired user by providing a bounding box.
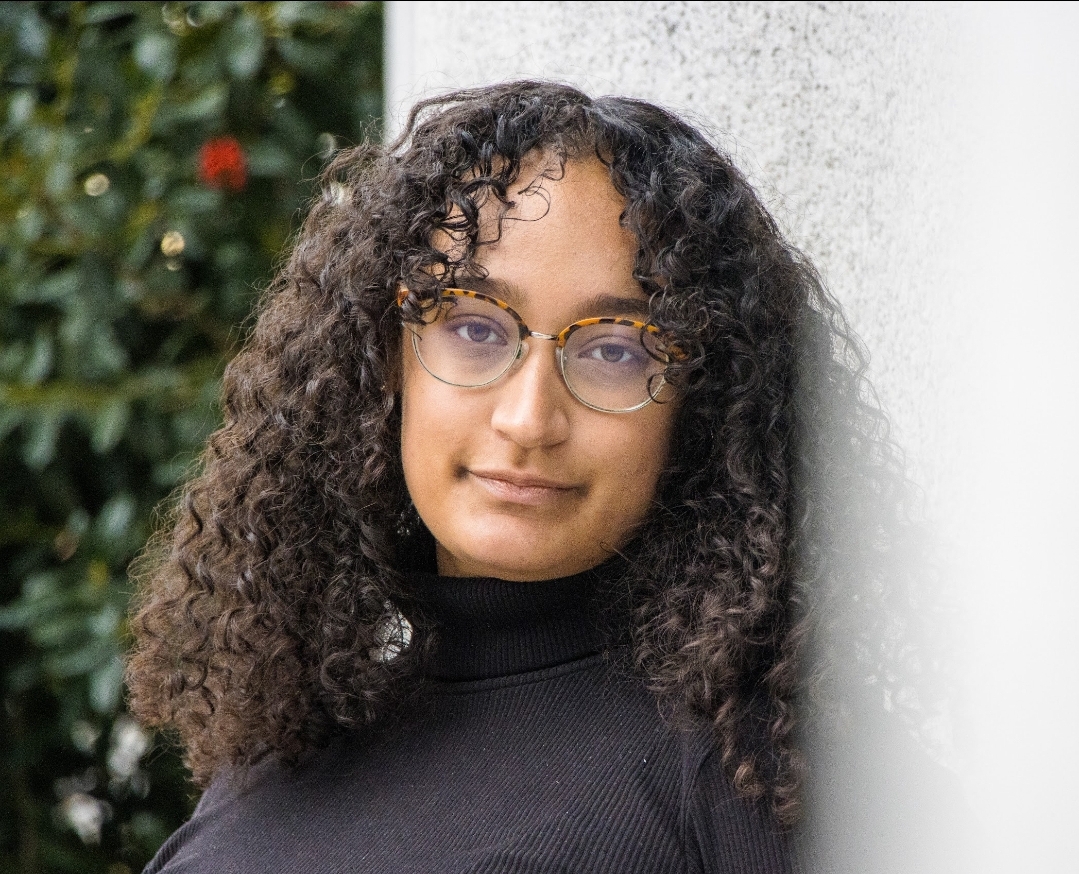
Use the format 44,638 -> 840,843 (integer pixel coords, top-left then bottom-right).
0,3 -> 382,871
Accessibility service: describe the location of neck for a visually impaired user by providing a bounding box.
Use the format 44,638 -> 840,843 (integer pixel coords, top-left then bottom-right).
401,559 -> 628,681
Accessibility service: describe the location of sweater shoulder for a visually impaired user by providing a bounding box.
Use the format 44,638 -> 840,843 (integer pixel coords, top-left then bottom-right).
680,731 -> 799,874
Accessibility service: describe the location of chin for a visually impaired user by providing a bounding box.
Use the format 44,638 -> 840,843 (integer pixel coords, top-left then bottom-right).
452,544 -> 561,581
440,526 -> 583,581
433,511 -> 616,580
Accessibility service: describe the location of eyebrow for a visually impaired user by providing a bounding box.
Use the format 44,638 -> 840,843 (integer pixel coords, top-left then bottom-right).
451,277 -> 651,322
575,293 -> 651,320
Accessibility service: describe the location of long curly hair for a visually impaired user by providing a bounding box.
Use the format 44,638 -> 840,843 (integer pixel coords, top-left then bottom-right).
127,81 -> 913,827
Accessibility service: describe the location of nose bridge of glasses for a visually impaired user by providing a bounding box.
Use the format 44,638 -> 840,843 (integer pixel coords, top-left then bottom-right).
514,330 -> 561,370
526,329 -> 559,342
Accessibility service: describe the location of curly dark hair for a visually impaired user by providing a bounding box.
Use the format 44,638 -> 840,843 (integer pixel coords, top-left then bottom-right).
127,80 -> 912,828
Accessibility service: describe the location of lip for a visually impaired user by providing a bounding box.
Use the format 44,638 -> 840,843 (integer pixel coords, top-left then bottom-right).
467,469 -> 580,506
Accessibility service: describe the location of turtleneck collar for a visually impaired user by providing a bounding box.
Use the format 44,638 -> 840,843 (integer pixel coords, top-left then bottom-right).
403,559 -> 626,682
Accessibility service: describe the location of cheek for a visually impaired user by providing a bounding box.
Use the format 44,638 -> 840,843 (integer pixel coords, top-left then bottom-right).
399,347 -> 474,515
400,347 -> 438,504
593,406 -> 676,514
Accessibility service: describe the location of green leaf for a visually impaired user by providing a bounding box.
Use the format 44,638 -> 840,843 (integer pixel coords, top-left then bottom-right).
21,410 -> 63,468
30,614 -> 86,649
153,83 -> 227,128
168,185 -> 222,215
46,638 -> 115,679
245,139 -> 293,176
5,661 -> 41,695
0,405 -> 23,441
45,158 -> 74,199
130,812 -> 171,856
275,36 -> 333,76
7,90 -> 35,126
88,602 -> 123,638
91,399 -> 130,453
14,203 -> 45,243
22,266 -> 79,304
86,323 -> 129,378
22,331 -> 54,384
89,654 -> 124,714
0,600 -> 36,632
153,456 -> 194,487
134,32 -> 178,82
95,493 -> 136,543
16,9 -> 48,57
126,225 -> 159,270
223,14 -> 265,80
81,3 -> 138,25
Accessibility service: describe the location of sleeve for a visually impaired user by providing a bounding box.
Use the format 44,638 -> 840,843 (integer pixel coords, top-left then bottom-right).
684,749 -> 801,874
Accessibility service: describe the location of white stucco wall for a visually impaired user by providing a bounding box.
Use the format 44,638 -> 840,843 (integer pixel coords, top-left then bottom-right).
385,4 -> 1079,871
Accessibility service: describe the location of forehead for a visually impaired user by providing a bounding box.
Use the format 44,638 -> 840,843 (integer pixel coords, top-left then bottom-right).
464,157 -> 647,316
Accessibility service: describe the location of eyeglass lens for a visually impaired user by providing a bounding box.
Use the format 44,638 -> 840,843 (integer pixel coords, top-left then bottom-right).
412,296 -> 668,412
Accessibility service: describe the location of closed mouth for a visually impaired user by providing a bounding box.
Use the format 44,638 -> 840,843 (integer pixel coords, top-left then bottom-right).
469,469 -> 577,489
467,469 -> 581,501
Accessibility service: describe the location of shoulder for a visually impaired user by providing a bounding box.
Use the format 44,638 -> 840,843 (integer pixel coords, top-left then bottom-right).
581,657 -> 800,874
545,653 -> 800,873
141,755 -> 315,874
677,726 -> 801,874
141,778 -> 228,874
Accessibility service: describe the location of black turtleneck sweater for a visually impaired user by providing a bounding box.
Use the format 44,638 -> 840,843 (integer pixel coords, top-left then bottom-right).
144,564 -> 797,874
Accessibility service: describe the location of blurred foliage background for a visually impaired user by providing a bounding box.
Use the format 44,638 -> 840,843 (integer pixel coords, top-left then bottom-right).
0,2 -> 382,871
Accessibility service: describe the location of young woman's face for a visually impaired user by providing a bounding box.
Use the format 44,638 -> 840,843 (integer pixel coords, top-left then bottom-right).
400,157 -> 678,581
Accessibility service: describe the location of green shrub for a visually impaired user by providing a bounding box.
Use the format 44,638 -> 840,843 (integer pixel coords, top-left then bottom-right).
0,3 -> 382,871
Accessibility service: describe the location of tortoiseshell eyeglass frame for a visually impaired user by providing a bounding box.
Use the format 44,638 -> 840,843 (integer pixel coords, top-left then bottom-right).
396,287 -> 685,413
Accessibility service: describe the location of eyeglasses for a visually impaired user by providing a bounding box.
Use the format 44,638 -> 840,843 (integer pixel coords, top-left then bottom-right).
397,288 -> 681,413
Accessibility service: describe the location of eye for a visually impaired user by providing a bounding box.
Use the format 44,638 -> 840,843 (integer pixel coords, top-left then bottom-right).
586,341 -> 637,364
574,330 -> 650,367
444,315 -> 509,346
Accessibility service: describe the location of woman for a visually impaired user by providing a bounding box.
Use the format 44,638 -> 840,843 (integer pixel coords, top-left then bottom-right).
128,81 -> 904,873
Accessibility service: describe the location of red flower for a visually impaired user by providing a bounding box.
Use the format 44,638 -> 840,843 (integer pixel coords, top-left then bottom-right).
197,136 -> 247,191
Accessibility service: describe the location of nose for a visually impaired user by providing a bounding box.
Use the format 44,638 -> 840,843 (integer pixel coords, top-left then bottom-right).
489,339 -> 571,449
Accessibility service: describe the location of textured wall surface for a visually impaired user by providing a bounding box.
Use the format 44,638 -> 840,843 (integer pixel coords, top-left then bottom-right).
385,5 -> 1079,872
